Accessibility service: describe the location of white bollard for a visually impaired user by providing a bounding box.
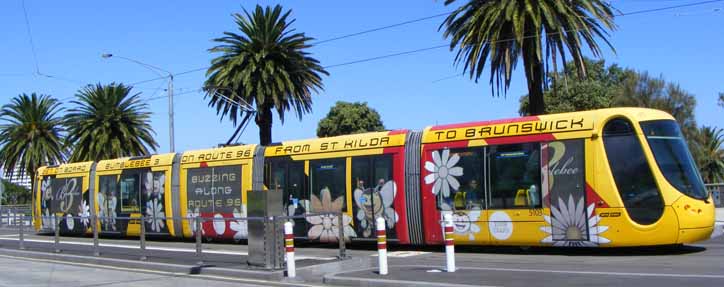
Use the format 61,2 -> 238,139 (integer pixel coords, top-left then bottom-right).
443,213 -> 455,272
376,217 -> 388,275
284,221 -> 296,278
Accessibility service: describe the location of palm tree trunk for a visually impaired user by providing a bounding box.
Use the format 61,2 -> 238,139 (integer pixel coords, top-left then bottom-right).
523,41 -> 546,116
256,107 -> 274,146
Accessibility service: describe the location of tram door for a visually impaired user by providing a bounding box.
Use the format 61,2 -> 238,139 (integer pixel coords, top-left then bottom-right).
267,160 -> 307,236
351,155 -> 395,239
486,143 -> 544,245
544,140 -> 589,243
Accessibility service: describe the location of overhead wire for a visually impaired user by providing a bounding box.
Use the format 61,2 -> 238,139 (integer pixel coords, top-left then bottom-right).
21,0 -> 40,75
15,0 -> 721,104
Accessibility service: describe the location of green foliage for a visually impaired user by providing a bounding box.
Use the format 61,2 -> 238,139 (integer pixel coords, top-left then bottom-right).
518,57 -> 724,180
317,101 -> 385,137
204,4 -> 328,145
1,180 -> 31,205
440,0 -> 616,115
0,93 -> 65,181
519,58 -> 631,115
696,126 -> 724,183
64,83 -> 158,162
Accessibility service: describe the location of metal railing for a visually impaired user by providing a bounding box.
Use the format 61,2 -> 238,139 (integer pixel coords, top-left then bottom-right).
0,211 -> 348,264
706,183 -> 723,208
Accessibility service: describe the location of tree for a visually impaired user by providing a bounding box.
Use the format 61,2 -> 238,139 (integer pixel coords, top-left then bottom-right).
1,180 -> 31,205
0,93 -> 65,191
64,83 -> 158,162
440,0 -> 616,115
204,5 -> 328,145
719,92 -> 723,109
317,101 -> 385,137
697,126 -> 724,183
518,58 -> 630,115
614,72 -> 699,143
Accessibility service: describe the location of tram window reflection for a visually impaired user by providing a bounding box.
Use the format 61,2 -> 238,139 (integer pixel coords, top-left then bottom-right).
489,143 -> 541,209
310,158 -> 346,212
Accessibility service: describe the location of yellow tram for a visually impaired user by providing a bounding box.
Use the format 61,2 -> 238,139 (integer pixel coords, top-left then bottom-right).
34,108 -> 716,247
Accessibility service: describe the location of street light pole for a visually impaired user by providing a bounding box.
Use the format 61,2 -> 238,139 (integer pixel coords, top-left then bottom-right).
101,53 -> 175,152
168,74 -> 174,153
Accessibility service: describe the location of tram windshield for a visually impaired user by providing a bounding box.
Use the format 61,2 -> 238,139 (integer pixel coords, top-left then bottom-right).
640,120 -> 708,200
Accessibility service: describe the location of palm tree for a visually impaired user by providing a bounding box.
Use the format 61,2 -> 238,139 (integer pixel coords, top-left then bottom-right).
204,4 -> 328,145
440,0 -> 617,115
697,126 -> 724,183
0,93 -> 65,189
64,83 -> 158,162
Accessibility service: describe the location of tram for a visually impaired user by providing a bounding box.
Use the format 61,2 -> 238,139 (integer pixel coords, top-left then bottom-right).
33,108 -> 716,247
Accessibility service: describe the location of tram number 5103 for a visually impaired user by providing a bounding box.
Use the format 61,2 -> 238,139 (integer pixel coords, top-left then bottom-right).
528,209 -> 543,216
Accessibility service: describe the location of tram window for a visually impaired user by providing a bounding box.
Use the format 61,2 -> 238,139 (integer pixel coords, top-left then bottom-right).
489,143 -> 541,209
287,162 -> 307,212
120,174 -> 140,213
351,155 -> 396,237
603,118 -> 664,225
434,148 -> 484,211
98,175 -> 117,217
310,158 -> 346,212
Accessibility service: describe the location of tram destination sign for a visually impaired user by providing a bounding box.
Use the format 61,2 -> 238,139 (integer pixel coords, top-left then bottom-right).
425,117 -> 593,143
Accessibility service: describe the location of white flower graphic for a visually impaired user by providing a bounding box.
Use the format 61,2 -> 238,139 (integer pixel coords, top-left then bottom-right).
424,149 -> 463,198
65,214 -> 75,230
354,180 -> 398,237
143,172 -> 154,198
540,195 -> 610,247
186,207 -> 204,235
145,199 -> 165,232
153,173 -> 165,197
98,192 -> 117,231
443,210 -> 482,241
42,209 -> 55,230
307,187 -> 356,242
41,177 -> 53,202
79,200 -> 90,228
230,206 -> 248,241
212,213 -> 226,236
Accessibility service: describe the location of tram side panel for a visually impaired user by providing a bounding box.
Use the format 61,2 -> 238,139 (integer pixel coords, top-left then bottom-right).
93,155 -> 175,237
264,130 -> 411,244
178,145 -> 256,241
35,162 -> 94,235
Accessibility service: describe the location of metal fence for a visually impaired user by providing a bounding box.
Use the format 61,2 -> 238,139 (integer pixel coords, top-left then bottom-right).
706,183 -> 723,207
0,211 -> 346,268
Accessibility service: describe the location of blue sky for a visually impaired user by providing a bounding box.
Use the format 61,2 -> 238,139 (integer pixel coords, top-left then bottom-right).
1,0 -> 723,154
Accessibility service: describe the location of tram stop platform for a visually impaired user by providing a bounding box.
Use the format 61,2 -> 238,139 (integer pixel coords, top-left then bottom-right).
0,229 -> 369,284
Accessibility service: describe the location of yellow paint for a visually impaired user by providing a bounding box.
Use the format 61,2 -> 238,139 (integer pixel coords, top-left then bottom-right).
96,154 -> 175,172
180,145 -> 255,164
422,114 -> 593,144
345,157 -> 353,221
265,131 -> 406,157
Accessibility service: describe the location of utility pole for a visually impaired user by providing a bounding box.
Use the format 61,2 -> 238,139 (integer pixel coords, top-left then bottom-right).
102,53 -> 175,152
168,74 -> 174,152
